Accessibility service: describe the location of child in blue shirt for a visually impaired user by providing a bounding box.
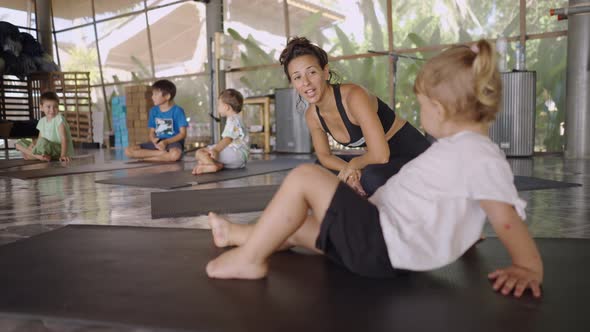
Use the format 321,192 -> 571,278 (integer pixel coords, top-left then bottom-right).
125,79 -> 188,162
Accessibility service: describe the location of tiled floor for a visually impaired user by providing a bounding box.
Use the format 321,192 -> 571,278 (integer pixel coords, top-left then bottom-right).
0,149 -> 304,247
0,148 -> 588,331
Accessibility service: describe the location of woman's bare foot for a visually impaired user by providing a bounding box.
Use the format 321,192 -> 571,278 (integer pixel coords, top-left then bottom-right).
206,247 -> 268,279
193,163 -> 222,174
209,212 -> 232,248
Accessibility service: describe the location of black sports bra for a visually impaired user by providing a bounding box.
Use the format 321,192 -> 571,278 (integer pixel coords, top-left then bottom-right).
315,84 -> 395,147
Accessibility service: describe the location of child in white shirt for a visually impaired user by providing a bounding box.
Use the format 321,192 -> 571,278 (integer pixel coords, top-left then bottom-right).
192,89 -> 249,174
204,40 -> 543,299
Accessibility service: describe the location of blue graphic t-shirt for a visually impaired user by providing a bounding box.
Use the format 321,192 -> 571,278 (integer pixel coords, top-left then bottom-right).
148,104 -> 188,141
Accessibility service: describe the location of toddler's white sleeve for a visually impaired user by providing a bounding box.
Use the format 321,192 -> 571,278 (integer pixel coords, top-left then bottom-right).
466,157 -> 527,220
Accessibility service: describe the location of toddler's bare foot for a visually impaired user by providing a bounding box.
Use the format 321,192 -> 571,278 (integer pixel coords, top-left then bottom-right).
208,212 -> 232,248
206,247 -> 268,279
193,163 -> 221,174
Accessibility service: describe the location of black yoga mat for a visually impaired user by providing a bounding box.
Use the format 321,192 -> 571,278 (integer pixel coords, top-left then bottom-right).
0,225 -> 588,332
514,175 -> 581,191
96,158 -> 311,189
0,159 -> 44,170
0,161 -> 160,180
151,184 -> 280,218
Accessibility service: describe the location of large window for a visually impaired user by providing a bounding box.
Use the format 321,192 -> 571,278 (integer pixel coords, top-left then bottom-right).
55,26 -> 101,84
96,15 -> 151,83
224,0 -> 287,67
0,0 -> 36,30
51,0 -> 208,142
222,0 -> 568,152
52,0 -> 92,31
393,0 -> 519,49
148,2 -> 207,77
0,0 -> 571,152
526,0 -> 568,35
528,37 -> 567,152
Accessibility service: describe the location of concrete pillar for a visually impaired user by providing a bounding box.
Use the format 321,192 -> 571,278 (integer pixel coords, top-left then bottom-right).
35,0 -> 53,57
206,0 -> 225,143
565,0 -> 590,158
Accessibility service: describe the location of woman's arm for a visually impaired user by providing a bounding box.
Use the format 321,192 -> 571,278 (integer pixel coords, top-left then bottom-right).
480,200 -> 543,298
305,107 -> 348,171
343,85 -> 390,170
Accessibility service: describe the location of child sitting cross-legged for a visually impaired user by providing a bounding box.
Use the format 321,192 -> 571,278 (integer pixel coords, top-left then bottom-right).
125,79 -> 188,162
15,91 -> 74,162
192,89 -> 249,174
204,40 -> 544,299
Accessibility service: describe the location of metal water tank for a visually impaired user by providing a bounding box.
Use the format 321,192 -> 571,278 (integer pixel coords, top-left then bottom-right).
489,71 -> 536,157
274,88 -> 312,153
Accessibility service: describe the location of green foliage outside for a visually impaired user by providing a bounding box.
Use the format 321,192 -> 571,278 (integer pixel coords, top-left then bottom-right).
227,0 -> 568,152
56,0 -> 568,151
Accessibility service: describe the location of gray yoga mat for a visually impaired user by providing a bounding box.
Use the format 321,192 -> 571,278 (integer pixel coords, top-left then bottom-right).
0,225 -> 588,332
96,158 -> 312,189
0,159 -> 44,170
514,176 -> 581,191
151,184 -> 280,218
150,175 -> 582,219
0,161 -> 161,180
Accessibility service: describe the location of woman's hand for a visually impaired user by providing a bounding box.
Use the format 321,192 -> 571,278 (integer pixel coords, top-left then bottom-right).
488,265 -> 543,298
338,167 -> 366,196
59,155 -> 71,162
347,174 -> 367,196
338,165 -> 358,182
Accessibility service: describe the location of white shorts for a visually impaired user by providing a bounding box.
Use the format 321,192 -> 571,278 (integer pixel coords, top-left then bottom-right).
208,145 -> 247,169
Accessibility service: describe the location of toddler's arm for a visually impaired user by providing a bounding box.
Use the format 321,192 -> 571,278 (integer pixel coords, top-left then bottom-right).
209,137 -> 233,159
58,123 -> 71,162
480,200 -> 543,298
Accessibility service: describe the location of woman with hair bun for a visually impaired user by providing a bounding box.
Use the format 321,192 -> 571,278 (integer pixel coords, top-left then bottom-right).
279,37 -> 430,196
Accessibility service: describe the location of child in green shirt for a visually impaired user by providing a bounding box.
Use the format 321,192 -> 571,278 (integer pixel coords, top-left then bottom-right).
15,91 -> 74,162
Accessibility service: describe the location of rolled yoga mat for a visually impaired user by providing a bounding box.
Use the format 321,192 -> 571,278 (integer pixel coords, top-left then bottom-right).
0,225 -> 587,332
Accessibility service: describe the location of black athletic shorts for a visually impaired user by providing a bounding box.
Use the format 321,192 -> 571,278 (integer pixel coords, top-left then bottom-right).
138,140 -> 184,152
315,182 -> 400,278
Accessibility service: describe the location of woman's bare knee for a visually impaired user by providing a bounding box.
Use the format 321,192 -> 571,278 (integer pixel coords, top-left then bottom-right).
288,163 -> 323,179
